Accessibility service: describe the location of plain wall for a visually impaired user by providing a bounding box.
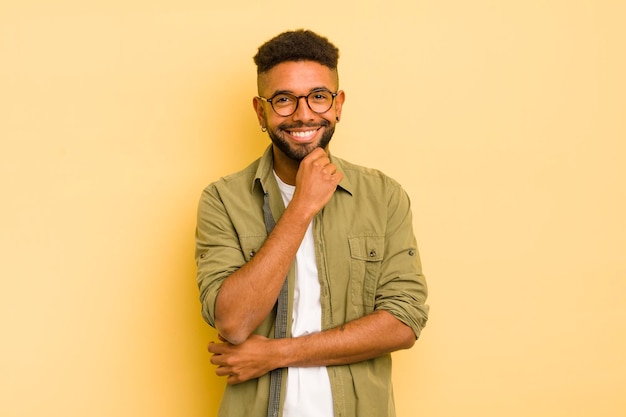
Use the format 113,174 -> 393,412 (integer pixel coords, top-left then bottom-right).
1,1 -> 625,416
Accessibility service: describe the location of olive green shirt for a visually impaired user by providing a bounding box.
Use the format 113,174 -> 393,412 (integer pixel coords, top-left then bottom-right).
195,145 -> 429,417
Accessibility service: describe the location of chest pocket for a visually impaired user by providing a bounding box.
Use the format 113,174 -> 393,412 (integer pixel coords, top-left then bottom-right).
240,235 -> 267,262
348,235 -> 384,314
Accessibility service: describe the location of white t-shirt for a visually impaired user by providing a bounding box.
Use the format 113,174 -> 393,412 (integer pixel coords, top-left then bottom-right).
274,172 -> 334,417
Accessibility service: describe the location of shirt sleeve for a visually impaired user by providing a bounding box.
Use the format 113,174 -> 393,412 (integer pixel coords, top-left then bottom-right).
195,183 -> 246,328
374,183 -> 429,338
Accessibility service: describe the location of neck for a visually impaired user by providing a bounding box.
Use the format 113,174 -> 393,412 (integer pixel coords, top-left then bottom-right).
272,147 -> 300,185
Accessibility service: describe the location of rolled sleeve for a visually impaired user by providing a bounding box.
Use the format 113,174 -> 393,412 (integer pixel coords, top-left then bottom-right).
374,185 -> 429,338
195,184 -> 245,327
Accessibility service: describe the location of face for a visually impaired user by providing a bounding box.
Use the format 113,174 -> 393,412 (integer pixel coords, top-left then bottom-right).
253,61 -> 345,162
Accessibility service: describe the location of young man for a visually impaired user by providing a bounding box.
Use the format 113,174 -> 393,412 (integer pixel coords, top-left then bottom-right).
195,30 -> 429,417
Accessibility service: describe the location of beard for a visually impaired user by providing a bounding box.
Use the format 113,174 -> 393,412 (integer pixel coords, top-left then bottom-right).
267,120 -> 335,162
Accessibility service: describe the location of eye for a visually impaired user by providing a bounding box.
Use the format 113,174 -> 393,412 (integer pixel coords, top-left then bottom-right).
310,91 -> 331,102
272,94 -> 296,106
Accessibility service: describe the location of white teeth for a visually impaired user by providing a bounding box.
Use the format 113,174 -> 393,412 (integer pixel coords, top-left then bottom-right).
290,130 -> 317,138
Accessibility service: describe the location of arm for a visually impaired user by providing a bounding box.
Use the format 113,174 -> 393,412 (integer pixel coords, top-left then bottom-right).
208,310 -> 415,385
208,173 -> 429,384
213,148 -> 343,344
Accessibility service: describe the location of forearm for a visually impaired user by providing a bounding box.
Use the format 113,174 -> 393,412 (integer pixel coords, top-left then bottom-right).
208,310 -> 415,385
215,203 -> 313,344
273,310 -> 415,368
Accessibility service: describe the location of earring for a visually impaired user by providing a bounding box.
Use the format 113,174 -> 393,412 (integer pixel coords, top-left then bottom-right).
261,126 -> 267,132
336,117 -> 340,122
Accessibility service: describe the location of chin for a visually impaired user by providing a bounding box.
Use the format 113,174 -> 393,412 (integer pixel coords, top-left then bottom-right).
269,127 -> 334,162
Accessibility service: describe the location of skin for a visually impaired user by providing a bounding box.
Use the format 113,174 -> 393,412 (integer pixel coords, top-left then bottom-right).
208,60 -> 415,385
254,60 -> 344,185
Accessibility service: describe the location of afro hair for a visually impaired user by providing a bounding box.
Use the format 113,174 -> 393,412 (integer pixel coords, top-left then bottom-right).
253,29 -> 340,74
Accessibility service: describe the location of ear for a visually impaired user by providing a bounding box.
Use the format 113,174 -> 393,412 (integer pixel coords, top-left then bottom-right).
252,96 -> 266,127
334,90 -> 346,121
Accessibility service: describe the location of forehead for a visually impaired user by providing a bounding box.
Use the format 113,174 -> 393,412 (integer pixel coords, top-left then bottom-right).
257,61 -> 338,95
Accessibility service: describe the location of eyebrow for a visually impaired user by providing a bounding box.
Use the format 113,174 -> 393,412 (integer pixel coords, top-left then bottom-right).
269,86 -> 333,96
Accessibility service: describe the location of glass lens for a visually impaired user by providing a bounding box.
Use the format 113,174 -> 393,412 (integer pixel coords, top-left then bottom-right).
307,90 -> 333,113
268,90 -> 335,116
271,94 -> 297,116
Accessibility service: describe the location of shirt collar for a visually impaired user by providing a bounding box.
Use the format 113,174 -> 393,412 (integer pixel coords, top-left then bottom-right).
252,145 -> 353,196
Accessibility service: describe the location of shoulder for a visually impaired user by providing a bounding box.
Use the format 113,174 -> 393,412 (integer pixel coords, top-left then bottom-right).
333,155 -> 403,193
203,158 -> 261,195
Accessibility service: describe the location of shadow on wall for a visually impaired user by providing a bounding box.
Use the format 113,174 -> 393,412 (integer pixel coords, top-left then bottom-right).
181,70 -> 269,416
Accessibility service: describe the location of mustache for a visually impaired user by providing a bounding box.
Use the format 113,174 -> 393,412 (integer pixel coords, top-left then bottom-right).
278,120 -> 330,130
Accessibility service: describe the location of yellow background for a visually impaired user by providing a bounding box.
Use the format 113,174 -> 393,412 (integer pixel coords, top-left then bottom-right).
1,1 -> 625,416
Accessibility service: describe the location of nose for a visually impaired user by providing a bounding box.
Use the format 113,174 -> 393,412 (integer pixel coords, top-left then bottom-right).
291,96 -> 315,121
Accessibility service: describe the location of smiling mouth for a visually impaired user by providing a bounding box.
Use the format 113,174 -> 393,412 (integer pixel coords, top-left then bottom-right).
288,129 -> 319,139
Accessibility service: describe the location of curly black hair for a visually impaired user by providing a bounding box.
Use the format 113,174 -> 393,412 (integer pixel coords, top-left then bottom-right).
253,29 -> 340,74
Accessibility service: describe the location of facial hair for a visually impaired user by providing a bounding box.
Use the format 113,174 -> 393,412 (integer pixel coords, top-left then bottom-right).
267,120 -> 335,162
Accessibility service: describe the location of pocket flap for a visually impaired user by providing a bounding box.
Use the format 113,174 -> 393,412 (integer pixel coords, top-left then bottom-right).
240,235 -> 267,262
348,235 -> 384,261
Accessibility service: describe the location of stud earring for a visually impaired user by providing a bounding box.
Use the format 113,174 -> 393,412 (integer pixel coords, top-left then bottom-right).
261,127 -> 267,132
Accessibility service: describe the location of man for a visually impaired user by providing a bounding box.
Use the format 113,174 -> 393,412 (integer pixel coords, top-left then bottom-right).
195,29 -> 429,417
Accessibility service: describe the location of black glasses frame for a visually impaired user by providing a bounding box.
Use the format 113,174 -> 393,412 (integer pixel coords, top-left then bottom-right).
257,89 -> 339,117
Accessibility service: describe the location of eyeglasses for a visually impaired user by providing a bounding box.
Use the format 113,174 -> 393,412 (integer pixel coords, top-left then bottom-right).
257,89 -> 338,117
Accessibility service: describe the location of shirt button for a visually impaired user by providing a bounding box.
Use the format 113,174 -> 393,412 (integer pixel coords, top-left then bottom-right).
408,250 -> 415,256
369,250 -> 376,257
249,250 -> 256,258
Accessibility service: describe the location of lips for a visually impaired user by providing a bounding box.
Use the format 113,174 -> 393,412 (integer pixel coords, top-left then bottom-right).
281,122 -> 328,142
288,129 -> 319,140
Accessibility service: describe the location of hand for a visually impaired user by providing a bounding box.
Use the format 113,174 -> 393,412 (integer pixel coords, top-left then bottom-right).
208,334 -> 278,384
292,148 -> 343,218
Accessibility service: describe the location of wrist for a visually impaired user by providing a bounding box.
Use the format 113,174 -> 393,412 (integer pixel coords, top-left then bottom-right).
271,337 -> 296,370
283,199 -> 317,226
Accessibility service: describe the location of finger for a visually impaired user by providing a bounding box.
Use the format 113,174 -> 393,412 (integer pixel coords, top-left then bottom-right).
322,164 -> 337,175
306,147 -> 327,158
208,342 -> 227,354
303,148 -> 328,165
215,366 -> 231,377
311,159 -> 332,175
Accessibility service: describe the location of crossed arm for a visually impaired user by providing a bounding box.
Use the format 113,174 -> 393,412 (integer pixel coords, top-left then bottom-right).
203,148 -> 418,384
209,310 -> 415,385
